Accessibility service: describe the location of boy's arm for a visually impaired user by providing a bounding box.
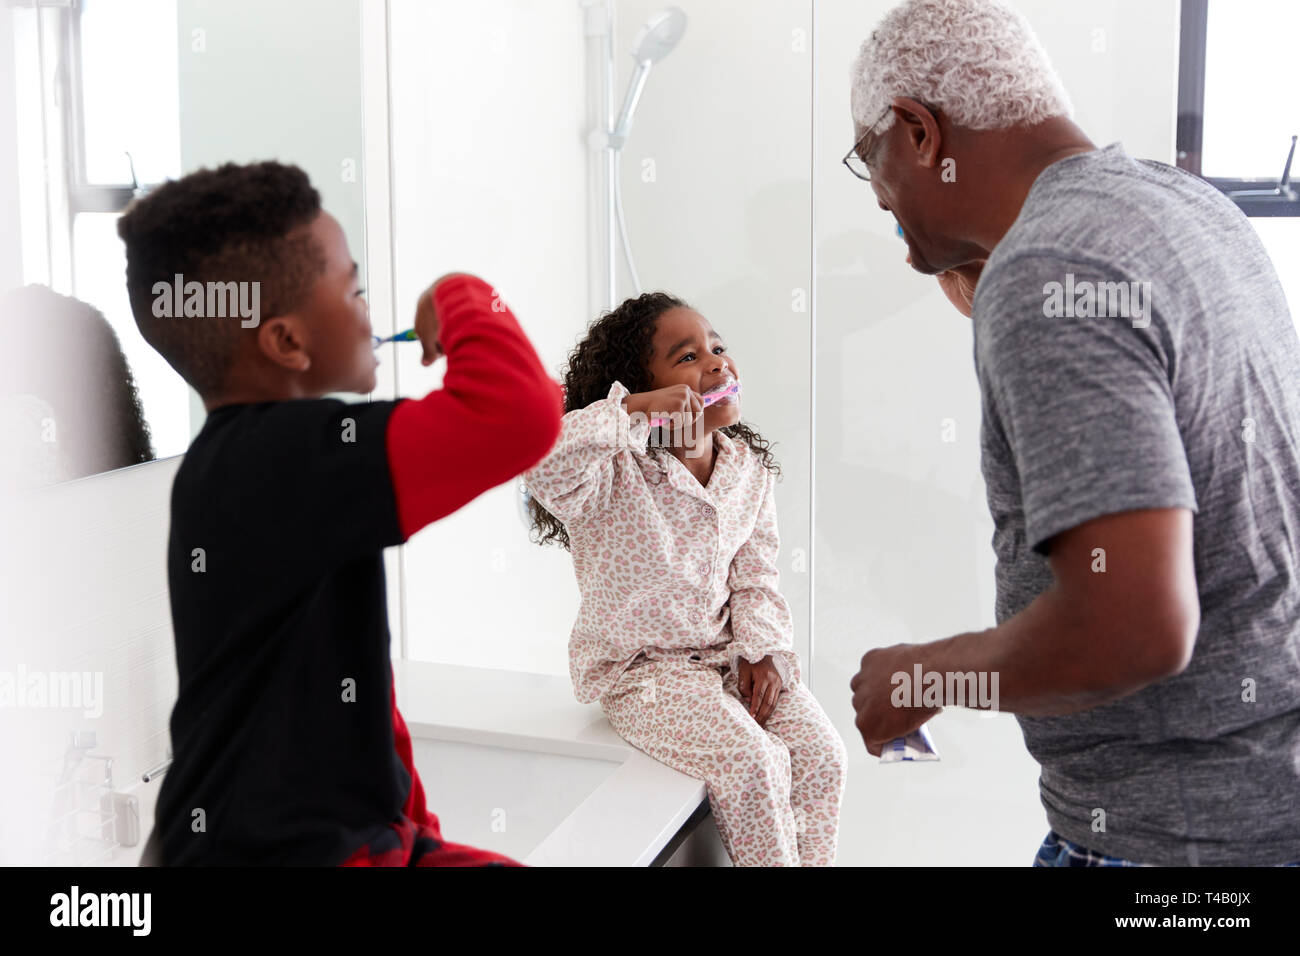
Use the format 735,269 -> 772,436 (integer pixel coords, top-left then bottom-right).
522,380 -> 652,524
726,467 -> 799,688
385,275 -> 564,540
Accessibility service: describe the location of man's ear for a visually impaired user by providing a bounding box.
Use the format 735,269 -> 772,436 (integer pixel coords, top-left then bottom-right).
256,315 -> 311,372
891,96 -> 942,169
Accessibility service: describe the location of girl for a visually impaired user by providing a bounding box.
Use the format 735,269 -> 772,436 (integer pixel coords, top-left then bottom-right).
523,292 -> 847,866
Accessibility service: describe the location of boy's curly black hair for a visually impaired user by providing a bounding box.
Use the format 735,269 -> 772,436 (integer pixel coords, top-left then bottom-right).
527,291 -> 781,551
116,161 -> 325,398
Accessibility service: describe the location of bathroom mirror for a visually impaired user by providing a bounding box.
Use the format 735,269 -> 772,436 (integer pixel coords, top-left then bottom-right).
0,0 -> 367,486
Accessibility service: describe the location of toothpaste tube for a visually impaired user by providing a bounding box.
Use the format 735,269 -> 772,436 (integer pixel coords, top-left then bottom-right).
649,380 -> 741,427
879,725 -> 940,763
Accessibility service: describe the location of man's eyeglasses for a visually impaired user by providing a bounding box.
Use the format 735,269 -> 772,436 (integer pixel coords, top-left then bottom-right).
842,105 -> 892,182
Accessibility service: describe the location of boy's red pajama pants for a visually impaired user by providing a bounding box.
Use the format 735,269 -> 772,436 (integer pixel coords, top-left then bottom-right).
338,668 -> 525,867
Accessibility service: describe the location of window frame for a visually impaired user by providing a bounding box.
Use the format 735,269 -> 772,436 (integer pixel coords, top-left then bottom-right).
62,1 -> 142,216
1176,0 -> 1298,218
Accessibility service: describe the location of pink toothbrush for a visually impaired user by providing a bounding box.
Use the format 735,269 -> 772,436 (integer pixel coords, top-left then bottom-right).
649,380 -> 742,427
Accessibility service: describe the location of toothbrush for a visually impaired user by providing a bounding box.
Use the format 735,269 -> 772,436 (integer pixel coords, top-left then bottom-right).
372,329 -> 418,348
649,380 -> 741,427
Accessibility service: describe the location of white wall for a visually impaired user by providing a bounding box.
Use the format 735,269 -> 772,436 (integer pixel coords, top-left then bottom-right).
0,6 -> 20,294
812,0 -> 1180,865
385,0 -> 594,675
611,0 -> 815,676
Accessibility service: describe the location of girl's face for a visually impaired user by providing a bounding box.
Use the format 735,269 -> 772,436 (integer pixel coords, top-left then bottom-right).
646,306 -> 741,429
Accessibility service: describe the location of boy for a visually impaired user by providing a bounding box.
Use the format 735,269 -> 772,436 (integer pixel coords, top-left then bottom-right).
118,161 -> 562,865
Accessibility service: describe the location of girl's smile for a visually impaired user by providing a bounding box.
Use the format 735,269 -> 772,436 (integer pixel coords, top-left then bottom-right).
648,307 -> 742,428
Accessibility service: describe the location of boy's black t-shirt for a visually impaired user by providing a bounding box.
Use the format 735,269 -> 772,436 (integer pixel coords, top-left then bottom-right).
154,397 -> 409,865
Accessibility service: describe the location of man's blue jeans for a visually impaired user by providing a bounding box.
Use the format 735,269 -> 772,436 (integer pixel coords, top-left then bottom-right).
1034,829 -> 1300,867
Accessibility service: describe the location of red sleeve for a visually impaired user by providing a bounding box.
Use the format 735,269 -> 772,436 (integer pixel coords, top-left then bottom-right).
385,275 -> 564,540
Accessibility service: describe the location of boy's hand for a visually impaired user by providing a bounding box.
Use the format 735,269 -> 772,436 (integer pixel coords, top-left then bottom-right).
414,272 -> 476,366
737,655 -> 783,729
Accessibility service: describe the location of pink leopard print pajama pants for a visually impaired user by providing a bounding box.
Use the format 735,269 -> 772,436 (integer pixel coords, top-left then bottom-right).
600,653 -> 848,866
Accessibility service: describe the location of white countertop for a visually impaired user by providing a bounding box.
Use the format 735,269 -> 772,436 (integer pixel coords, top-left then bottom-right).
391,659 -> 708,866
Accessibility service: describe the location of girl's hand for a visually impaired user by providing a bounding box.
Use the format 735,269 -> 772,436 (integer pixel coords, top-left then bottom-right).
624,384 -> 704,438
933,259 -> 986,318
737,655 -> 783,728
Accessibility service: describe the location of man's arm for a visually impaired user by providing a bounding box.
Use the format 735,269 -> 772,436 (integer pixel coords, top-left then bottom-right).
853,253 -> 1201,754
957,252 -> 1201,710
851,507 -> 1199,754
929,506 -> 1199,715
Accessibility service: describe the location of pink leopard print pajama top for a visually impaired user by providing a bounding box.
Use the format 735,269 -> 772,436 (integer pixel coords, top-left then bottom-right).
523,380 -> 802,704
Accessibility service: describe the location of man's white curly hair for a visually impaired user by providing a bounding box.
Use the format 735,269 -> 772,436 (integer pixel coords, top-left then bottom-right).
850,0 -> 1072,134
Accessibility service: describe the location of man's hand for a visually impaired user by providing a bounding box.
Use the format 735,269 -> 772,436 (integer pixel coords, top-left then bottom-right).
849,644 -> 941,757
737,655 -> 783,729
414,272 -> 475,366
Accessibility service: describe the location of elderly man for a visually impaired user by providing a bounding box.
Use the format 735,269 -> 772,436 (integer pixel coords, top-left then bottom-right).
847,0 -> 1300,866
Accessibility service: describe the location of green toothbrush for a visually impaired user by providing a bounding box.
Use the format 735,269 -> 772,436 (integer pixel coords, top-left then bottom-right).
372,329 -> 418,348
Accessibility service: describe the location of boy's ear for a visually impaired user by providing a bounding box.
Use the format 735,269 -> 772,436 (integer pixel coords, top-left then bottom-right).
256,315 -> 311,372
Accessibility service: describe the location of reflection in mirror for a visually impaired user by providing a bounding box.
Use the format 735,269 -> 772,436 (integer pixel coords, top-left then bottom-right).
0,285 -> 155,488
2,0 -> 366,486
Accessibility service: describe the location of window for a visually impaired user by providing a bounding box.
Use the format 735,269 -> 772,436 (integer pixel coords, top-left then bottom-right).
14,0 -> 191,458
1177,0 -> 1299,217
1177,0 -> 1300,328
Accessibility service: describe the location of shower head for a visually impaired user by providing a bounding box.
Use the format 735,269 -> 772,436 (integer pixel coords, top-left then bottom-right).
632,6 -> 687,64
610,7 -> 687,145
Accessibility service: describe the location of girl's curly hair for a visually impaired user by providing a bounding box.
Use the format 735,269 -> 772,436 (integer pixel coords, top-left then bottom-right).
2,284 -> 155,480
527,291 -> 780,551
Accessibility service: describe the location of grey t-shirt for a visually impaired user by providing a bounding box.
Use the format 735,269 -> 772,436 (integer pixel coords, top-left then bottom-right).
972,141 -> 1300,865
